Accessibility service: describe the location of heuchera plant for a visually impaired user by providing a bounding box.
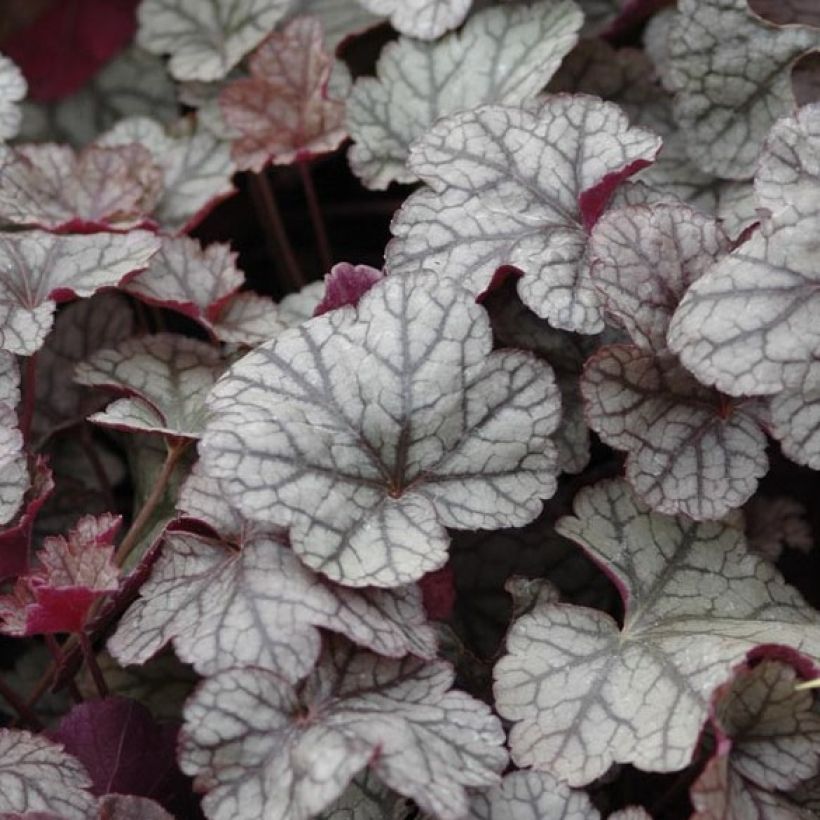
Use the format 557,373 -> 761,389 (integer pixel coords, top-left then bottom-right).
0,0 -> 819,818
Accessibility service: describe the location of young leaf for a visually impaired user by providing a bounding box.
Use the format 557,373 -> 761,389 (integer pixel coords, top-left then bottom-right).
668,217 -> 820,397
0,514 -> 121,635
745,496 -> 813,562
220,17 -> 348,172
755,102 -> 820,227
49,696 -> 184,805
589,203 -> 730,353
75,334 -> 225,439
136,0 -> 293,81
465,770 -> 598,819
386,96 -> 662,333
179,639 -> 507,820
0,730 -> 95,819
357,0 -> 470,40
0,143 -> 163,231
581,346 -> 768,519
109,526 -> 436,679
346,1 -> 583,189
0,230 -> 160,357
0,54 -> 27,141
494,479 -> 820,786
314,262 -> 384,316
664,0 -> 820,179
199,274 -> 561,587
99,116 -> 237,232
691,656 -> 820,819
770,388 -> 820,470
33,293 -> 135,442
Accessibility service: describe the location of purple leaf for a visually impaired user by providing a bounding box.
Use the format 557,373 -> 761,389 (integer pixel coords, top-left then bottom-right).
200,273 -> 561,587
346,1 -> 583,189
179,638 -> 507,820
313,262 -> 384,316
0,230 -> 160,356
494,479 -> 820,786
386,96 -> 661,333
75,334 -> 226,439
0,729 -> 95,819
49,696 -> 184,806
220,17 -> 348,172
0,142 -> 163,231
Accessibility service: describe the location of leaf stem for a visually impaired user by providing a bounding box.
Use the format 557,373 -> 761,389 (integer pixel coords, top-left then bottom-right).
0,673 -> 43,730
19,353 -> 37,444
44,635 -> 82,704
78,631 -> 108,698
249,170 -> 306,290
114,438 -> 189,568
80,426 -> 115,509
298,160 -> 332,273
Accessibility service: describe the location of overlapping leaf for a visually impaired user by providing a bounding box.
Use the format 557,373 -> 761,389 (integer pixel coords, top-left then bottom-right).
136,0 -> 294,81
109,465 -> 436,679
314,262 -> 384,316
292,0 -> 384,51
33,293 -> 135,442
663,0 -> 820,179
669,217 -> 820,397
0,405 -> 26,531
494,479 -> 820,786
75,334 -> 225,439
0,730 -> 95,819
770,389 -> 820,470
320,771 -> 411,820
0,514 -> 120,635
179,639 -> 507,820
0,54 -> 27,141
0,142 -> 163,230
99,116 -> 237,232
357,0 -> 470,40
346,1 -> 584,189
690,656 -> 820,819
220,17 -> 348,171
387,96 -> 661,333
0,230 -> 159,356
200,273 -> 561,587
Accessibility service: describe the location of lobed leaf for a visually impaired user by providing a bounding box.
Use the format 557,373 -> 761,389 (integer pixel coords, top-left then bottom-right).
346,1 -> 583,189
220,17 -> 348,171
664,0 -> 820,179
494,479 -> 820,786
581,346 -> 768,519
0,730 -> 95,819
387,96 -> 662,333
0,142 -> 162,232
0,54 -> 27,141
357,0 -> 470,40
0,230 -> 160,357
75,334 -> 225,439
200,273 -> 561,587
314,262 -> 384,317
668,217 -> 820,396
136,0 -> 294,82
179,639 -> 507,820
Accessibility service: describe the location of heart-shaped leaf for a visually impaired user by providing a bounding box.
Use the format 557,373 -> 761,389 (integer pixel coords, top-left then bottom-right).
136,0 -> 293,81
0,514 -> 121,635
0,142 -> 163,231
346,1 -> 583,189
179,638 -> 507,820
0,230 -> 159,357
0,730 -> 95,819
110,465 -> 436,679
356,0 -> 470,40
691,654 -> 820,819
220,17 -> 348,172
494,479 -> 820,786
200,273 -> 561,587
386,96 -> 661,333
75,334 -> 225,439
663,0 -> 820,179
0,54 -> 27,141
668,217 -> 820,397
